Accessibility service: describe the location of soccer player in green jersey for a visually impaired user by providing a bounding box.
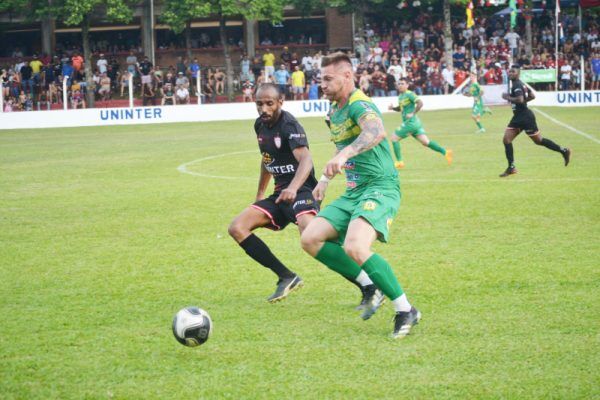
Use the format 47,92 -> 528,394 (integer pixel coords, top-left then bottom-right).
387,78 -> 453,168
300,52 -> 421,339
463,73 -> 491,134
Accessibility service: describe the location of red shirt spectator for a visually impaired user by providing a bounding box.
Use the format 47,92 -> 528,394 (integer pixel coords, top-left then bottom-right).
72,54 -> 84,72
455,69 -> 467,87
484,68 -> 498,84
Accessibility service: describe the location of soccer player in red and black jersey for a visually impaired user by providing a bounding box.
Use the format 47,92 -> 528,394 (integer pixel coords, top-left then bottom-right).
500,65 -> 571,177
228,83 -> 318,302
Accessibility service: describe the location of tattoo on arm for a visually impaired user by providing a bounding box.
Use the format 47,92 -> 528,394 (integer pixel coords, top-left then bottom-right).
344,114 -> 386,158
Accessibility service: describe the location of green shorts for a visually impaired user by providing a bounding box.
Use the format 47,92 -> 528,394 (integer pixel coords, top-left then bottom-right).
394,119 -> 426,138
318,184 -> 401,243
472,101 -> 484,117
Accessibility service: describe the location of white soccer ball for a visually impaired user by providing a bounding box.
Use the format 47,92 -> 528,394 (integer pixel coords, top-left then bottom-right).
172,306 -> 213,347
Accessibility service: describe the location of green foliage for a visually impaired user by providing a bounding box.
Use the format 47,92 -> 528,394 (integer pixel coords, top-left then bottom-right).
162,0 -> 286,33
1,106 -> 599,398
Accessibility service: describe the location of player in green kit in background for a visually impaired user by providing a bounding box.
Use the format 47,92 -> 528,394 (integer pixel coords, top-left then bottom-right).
387,78 -> 453,168
301,53 -> 421,339
463,73 -> 491,134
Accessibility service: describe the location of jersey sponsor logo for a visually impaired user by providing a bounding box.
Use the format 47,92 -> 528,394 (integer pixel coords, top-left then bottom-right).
265,164 -> 296,174
293,198 -> 314,207
262,152 -> 273,165
274,135 -> 281,149
346,172 -> 360,181
289,133 -> 306,139
344,161 -> 355,170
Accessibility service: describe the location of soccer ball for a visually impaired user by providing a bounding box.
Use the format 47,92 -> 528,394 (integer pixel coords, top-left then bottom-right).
172,306 -> 213,347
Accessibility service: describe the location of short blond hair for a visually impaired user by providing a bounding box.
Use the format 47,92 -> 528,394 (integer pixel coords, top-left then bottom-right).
321,52 -> 353,69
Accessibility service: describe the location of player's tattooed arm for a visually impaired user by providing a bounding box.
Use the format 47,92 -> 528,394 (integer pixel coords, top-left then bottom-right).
256,162 -> 271,201
344,114 -> 386,158
324,114 -> 386,178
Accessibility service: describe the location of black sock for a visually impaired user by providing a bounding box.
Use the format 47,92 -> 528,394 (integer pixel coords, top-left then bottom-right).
343,275 -> 364,290
504,143 -> 515,167
540,138 -> 564,153
239,234 -> 295,279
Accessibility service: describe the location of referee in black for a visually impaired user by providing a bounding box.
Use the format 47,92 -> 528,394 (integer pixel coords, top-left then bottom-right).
499,65 -> 571,177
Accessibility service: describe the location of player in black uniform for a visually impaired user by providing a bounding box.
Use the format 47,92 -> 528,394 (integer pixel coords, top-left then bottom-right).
500,65 -> 571,177
228,83 -> 318,302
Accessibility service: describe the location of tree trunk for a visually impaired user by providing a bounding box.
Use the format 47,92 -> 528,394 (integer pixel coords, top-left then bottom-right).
525,15 -> 532,59
82,15 -> 94,108
185,21 -> 193,62
443,0 -> 453,69
219,14 -> 234,101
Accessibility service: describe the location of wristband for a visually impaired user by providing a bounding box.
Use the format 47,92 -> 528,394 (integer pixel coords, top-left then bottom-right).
319,174 -> 330,183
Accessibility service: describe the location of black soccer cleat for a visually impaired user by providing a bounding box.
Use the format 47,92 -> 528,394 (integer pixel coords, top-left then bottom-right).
267,275 -> 304,303
392,307 -> 422,339
499,166 -> 518,178
562,148 -> 571,166
360,285 -> 385,320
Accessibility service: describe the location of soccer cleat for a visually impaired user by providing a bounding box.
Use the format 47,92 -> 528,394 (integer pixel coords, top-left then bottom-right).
355,284 -> 384,311
562,148 -> 571,166
360,285 -> 385,320
394,161 -> 405,169
484,107 -> 493,115
476,128 -> 486,134
267,275 -> 304,303
445,149 -> 453,165
392,307 -> 421,339
499,166 -> 518,177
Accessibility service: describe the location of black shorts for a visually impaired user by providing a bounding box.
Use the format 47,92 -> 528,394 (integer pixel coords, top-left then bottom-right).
508,109 -> 539,135
251,189 -> 319,230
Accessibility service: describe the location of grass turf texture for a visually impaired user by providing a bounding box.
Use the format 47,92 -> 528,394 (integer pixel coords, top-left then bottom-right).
1,106 -> 599,399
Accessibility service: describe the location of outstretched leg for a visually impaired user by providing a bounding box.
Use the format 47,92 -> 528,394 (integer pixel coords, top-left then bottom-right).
229,207 -> 301,302
528,131 -> 571,166
415,134 -> 453,165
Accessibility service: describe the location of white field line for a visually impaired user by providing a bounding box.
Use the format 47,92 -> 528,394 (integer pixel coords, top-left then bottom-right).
178,150 -> 599,183
532,107 -> 600,145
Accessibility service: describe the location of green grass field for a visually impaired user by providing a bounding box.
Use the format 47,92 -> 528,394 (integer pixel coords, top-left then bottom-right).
1,106 -> 599,399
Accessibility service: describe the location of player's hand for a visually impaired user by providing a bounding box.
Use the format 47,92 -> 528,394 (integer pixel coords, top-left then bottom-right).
324,154 -> 347,178
312,181 -> 328,203
502,93 -> 509,100
275,188 -> 297,204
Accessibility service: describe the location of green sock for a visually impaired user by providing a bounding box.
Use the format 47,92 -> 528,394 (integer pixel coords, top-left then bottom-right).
391,141 -> 402,161
427,140 -> 446,156
361,253 -> 403,300
476,121 -> 483,129
315,241 -> 361,280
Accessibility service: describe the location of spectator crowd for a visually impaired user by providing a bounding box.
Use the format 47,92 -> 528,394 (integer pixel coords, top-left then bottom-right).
2,8 -> 599,112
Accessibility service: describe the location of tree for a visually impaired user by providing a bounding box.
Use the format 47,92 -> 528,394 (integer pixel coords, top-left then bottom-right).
27,0 -> 135,108
162,0 -> 286,101
161,0 -> 211,62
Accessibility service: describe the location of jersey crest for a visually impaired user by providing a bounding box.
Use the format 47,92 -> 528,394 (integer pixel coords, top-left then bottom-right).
274,135 -> 281,149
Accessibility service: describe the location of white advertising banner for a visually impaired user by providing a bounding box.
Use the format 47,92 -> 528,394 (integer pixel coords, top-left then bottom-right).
0,91 -> 597,130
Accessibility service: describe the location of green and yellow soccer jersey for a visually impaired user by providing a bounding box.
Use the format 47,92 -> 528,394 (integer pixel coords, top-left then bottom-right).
396,90 -> 421,123
469,82 -> 484,105
329,90 -> 398,192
